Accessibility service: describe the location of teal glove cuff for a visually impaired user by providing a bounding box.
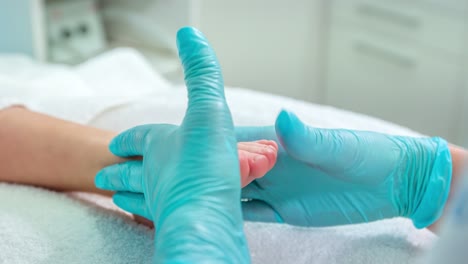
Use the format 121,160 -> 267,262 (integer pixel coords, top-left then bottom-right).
411,137 -> 452,229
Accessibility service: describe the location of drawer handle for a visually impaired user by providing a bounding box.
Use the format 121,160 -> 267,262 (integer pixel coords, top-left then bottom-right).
356,4 -> 420,30
354,42 -> 416,69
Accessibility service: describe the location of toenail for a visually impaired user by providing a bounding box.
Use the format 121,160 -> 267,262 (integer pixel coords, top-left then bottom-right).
266,146 -> 276,153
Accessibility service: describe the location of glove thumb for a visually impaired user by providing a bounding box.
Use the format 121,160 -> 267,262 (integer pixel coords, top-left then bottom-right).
177,27 -> 232,130
275,110 -> 349,169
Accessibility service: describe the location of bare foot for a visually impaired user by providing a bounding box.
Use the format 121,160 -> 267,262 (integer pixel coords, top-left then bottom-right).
238,140 -> 278,187
133,140 -> 278,227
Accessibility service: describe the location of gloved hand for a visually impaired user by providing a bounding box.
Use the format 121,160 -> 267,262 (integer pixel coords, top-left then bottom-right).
95,27 -> 249,263
240,110 -> 453,228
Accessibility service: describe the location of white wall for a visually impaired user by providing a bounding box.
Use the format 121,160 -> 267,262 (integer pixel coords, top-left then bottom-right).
101,0 -> 325,101
0,0 -> 46,60
102,0 -> 193,51
195,0 -> 325,102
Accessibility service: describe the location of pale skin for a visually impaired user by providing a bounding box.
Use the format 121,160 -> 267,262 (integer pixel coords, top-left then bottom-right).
0,106 -> 466,231
0,106 -> 278,194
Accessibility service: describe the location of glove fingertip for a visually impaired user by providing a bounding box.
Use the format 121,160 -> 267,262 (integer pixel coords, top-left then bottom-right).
242,199 -> 284,224
112,193 -> 125,205
108,125 -> 152,157
275,110 -> 306,153
108,130 -> 134,156
108,137 -> 122,156
94,169 -> 106,189
113,193 -> 134,213
276,110 -> 298,135
176,27 -> 205,49
113,193 -> 153,220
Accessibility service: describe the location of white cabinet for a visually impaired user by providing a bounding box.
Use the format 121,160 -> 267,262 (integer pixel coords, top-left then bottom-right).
325,0 -> 468,142
457,63 -> 468,147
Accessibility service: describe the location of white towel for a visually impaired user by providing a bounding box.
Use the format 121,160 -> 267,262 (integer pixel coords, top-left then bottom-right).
0,183 -> 435,264
0,48 -> 171,123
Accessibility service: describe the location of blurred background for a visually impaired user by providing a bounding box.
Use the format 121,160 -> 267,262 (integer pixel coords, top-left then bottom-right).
1,0 -> 468,145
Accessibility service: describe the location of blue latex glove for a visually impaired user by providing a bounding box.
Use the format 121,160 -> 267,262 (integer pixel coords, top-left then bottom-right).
95,27 -> 249,263
240,110 -> 452,228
